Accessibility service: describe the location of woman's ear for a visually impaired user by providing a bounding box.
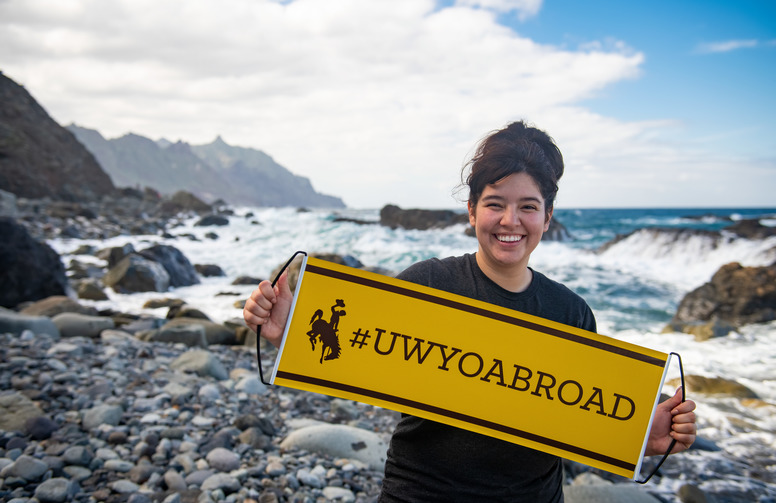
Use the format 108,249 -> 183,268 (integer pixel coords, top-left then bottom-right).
543,207 -> 554,232
468,201 -> 476,227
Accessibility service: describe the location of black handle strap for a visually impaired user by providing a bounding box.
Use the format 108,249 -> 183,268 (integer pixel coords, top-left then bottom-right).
636,351 -> 686,484
256,250 -> 308,385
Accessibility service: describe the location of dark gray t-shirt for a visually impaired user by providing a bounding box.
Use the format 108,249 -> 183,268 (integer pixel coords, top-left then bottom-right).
379,253 -> 597,503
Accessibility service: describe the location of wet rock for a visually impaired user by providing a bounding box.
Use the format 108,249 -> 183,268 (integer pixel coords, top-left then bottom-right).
138,244 -> 200,287
103,254 -> 171,293
671,262 -> 776,328
52,312 -> 115,338
379,204 -> 469,230
75,279 -> 109,301
195,264 -> 226,277
0,217 -> 69,309
170,349 -> 229,380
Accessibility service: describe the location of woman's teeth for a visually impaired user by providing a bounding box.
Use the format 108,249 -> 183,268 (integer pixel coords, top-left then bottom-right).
496,234 -> 523,242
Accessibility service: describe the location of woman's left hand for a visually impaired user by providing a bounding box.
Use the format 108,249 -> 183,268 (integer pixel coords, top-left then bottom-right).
645,387 -> 697,456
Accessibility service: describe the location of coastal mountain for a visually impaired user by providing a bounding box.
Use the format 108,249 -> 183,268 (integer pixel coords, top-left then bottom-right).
0,72 -> 115,202
68,125 -> 345,208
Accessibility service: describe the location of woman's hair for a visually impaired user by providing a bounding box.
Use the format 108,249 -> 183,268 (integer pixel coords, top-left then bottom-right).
461,121 -> 564,217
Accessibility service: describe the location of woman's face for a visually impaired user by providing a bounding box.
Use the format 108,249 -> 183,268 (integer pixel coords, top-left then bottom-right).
468,172 -> 552,282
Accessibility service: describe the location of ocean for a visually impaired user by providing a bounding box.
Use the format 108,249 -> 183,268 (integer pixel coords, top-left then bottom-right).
49,206 -> 776,499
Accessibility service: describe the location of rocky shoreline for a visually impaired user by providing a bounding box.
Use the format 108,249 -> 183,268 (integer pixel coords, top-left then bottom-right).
0,312 -> 730,503
2,195 -> 775,502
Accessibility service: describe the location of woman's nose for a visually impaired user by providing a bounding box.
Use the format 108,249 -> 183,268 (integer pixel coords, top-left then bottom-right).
500,206 -> 519,226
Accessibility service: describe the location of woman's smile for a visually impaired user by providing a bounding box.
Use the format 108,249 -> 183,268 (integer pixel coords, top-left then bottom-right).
469,172 -> 551,291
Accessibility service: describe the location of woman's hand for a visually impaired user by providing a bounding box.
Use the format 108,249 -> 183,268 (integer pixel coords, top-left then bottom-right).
645,387 -> 697,456
243,271 -> 293,348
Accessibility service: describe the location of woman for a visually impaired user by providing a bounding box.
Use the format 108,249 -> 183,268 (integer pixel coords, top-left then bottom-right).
243,121 -> 697,502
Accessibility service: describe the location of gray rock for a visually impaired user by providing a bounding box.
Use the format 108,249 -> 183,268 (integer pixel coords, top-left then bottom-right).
234,375 -> 267,395
75,279 -> 109,301
20,295 -> 95,317
62,445 -> 93,467
564,484 -> 661,503
103,459 -> 134,472
3,454 -> 49,481
109,479 -> 140,493
137,323 -> 208,348
138,244 -> 200,288
24,415 -> 59,440
201,472 -> 241,492
296,467 -> 324,488
280,423 -> 388,470
0,188 -> 17,217
198,383 -> 221,403
0,392 -> 44,432
103,254 -> 171,293
322,487 -> 356,502
206,447 -> 240,472
82,403 -> 124,430
52,312 -> 115,338
185,468 -> 216,486
163,317 -> 237,346
164,468 -> 188,491
0,307 -> 60,337
170,349 -> 228,380
34,477 -> 79,503
0,219 -> 69,309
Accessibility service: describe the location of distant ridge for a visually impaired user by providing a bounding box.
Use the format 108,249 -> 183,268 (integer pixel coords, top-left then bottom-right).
67,126 -> 345,208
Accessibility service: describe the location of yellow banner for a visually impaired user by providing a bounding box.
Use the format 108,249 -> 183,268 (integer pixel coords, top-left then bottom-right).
270,256 -> 671,479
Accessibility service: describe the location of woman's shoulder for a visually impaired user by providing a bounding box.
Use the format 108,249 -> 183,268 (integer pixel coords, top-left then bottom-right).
532,270 -> 585,303
396,254 -> 475,286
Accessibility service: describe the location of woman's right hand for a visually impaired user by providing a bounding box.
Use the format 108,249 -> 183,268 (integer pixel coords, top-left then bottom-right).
243,271 -> 293,348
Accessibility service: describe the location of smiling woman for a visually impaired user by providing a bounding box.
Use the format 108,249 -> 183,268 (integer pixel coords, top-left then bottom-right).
243,120 -> 697,502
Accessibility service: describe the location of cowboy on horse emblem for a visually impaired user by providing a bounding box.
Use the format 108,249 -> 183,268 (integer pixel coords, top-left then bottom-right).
307,299 -> 346,364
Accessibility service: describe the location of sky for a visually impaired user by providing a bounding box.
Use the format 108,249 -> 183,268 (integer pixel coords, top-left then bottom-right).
1,0 -> 774,209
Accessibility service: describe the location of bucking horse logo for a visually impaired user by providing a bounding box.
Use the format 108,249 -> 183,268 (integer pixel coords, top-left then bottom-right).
307,299 -> 345,364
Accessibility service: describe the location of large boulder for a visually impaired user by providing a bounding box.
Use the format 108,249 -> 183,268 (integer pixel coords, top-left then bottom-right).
103,254 -> 171,293
0,218 -> 69,308
138,244 -> 200,287
670,262 -> 776,329
380,204 -> 469,230
280,423 -> 388,470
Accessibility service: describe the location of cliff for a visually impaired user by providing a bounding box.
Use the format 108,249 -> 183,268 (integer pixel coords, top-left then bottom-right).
0,73 -> 115,202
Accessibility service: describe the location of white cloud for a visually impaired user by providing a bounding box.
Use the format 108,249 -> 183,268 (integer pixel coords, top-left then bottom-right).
696,39 -> 759,54
454,0 -> 543,19
0,0 -> 771,209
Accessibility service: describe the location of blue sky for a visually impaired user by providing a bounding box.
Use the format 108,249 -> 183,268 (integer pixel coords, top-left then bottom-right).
512,0 -> 776,158
1,0 -> 774,209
